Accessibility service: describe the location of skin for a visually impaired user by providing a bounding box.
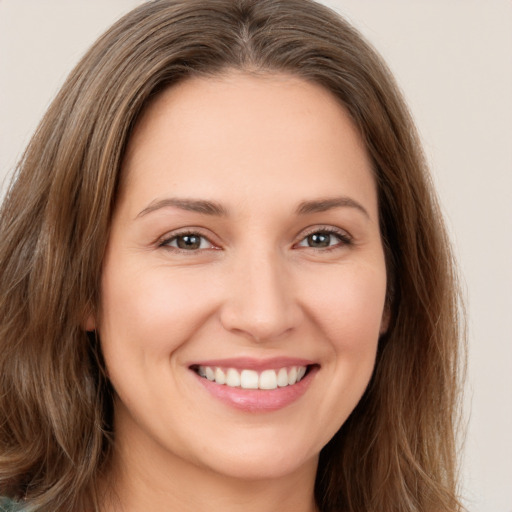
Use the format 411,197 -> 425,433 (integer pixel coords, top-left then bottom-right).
91,72 -> 388,512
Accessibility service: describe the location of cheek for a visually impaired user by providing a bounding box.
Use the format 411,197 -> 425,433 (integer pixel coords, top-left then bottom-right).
293,262 -> 387,443
305,262 -> 387,353
97,263 -> 215,413
98,263 -> 219,360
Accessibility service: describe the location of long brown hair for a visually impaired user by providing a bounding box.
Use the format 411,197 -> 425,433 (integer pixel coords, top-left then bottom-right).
0,1 -> 465,510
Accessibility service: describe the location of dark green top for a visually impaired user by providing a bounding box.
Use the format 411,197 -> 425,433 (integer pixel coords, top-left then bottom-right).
0,498 -> 21,512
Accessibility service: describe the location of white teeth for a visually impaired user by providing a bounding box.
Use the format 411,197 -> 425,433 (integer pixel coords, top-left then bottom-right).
196,365 -> 308,389
240,369 -> 259,389
226,368 -> 241,387
288,366 -> 298,385
277,367 -> 289,387
214,367 -> 226,385
259,369 -> 278,390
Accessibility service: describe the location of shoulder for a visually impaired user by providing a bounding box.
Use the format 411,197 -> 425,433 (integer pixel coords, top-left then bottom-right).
0,498 -> 22,512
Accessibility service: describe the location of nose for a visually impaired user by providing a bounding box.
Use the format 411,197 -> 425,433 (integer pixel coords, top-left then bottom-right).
219,248 -> 302,342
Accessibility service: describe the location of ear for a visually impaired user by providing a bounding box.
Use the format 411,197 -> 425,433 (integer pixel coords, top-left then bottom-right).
82,305 -> 97,332
83,314 -> 96,332
379,305 -> 391,335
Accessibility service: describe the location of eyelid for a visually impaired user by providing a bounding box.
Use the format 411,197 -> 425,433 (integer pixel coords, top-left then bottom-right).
154,225 -> 352,253
294,225 -> 353,249
157,228 -> 220,251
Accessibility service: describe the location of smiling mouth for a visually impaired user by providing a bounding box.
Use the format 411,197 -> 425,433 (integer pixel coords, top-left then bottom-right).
191,365 -> 314,390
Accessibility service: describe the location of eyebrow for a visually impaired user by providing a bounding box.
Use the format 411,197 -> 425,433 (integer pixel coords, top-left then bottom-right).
295,196 -> 370,218
136,198 -> 228,218
136,195 -> 369,219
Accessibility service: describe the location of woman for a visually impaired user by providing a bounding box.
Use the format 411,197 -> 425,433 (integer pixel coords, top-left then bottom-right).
0,0 -> 465,511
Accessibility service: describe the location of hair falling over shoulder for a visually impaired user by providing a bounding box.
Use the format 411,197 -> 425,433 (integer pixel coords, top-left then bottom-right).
0,1 -> 465,510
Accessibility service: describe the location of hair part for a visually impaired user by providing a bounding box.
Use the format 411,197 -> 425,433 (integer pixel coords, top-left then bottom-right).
0,1 -> 465,510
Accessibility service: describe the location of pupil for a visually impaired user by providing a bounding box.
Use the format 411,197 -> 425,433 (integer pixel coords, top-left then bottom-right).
308,233 -> 330,247
177,235 -> 201,250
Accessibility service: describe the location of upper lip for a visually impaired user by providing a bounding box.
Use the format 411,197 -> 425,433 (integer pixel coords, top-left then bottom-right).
188,356 -> 317,372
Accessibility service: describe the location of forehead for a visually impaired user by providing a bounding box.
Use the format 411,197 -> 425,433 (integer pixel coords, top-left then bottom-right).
118,71 -> 376,218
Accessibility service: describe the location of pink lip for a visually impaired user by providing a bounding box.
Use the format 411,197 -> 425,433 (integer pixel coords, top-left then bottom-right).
190,359 -> 319,413
188,356 -> 315,371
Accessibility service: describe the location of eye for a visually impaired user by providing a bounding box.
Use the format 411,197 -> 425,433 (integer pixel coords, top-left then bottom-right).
296,229 -> 351,249
161,232 -> 214,251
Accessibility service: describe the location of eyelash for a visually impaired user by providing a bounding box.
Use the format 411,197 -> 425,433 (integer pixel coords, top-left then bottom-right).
295,226 -> 352,251
158,226 -> 352,253
158,230 -> 217,252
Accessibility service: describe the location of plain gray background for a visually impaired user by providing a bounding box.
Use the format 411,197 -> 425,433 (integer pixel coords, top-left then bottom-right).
0,1 -> 511,510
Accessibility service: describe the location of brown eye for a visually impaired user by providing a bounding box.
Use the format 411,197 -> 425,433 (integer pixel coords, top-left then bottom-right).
162,233 -> 212,251
296,229 -> 351,250
306,232 -> 332,248
176,234 -> 202,250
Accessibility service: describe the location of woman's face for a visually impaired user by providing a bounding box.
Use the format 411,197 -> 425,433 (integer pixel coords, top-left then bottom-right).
93,72 -> 388,482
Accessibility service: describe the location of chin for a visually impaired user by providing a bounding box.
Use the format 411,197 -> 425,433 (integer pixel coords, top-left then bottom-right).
184,429 -> 322,482
203,451 -> 318,481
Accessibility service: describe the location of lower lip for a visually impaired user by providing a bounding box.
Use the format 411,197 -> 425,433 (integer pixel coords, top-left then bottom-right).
193,367 -> 318,412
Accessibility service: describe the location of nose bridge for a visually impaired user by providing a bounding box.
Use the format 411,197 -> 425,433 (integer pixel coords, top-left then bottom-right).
220,243 -> 300,342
